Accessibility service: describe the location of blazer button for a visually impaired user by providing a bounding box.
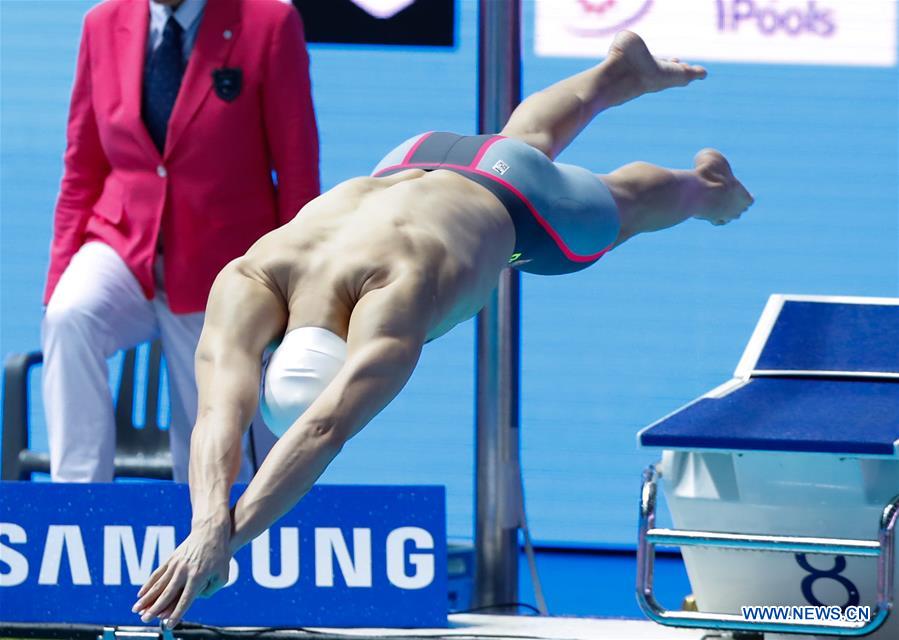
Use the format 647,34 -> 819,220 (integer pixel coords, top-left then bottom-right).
157,165 -> 167,178
223,29 -> 232,40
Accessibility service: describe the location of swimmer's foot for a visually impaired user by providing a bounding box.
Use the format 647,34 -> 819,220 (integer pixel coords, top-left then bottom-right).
601,31 -> 707,106
689,149 -> 755,226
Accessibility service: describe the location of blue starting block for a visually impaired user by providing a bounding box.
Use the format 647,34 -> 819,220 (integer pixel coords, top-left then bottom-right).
636,294 -> 899,638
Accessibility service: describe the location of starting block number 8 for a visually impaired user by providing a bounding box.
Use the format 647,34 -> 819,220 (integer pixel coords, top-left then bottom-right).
795,554 -> 861,608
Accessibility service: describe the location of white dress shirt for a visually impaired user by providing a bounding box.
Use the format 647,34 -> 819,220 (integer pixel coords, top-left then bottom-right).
147,0 -> 207,62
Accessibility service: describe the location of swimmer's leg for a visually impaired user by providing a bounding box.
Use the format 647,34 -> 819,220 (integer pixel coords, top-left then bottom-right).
226,280 -> 429,552
603,149 -> 755,246
501,31 -> 706,159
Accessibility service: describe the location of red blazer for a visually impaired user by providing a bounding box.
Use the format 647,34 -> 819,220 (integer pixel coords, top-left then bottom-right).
45,0 -> 320,313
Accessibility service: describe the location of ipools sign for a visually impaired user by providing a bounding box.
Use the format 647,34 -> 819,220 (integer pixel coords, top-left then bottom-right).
0,483 -> 446,627
536,0 -> 897,67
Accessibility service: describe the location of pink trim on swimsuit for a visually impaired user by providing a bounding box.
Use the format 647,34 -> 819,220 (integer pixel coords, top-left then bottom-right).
402,132 -> 434,164
469,135 -> 505,167
374,162 -> 611,262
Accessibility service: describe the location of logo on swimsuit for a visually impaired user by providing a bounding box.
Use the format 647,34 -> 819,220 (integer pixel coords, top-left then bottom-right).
492,160 -> 510,175
508,252 -> 522,263
565,0 -> 654,37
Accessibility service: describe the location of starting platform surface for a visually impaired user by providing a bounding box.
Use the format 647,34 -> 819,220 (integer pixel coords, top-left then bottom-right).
741,296 -> 899,376
640,294 -> 899,458
641,377 -> 899,456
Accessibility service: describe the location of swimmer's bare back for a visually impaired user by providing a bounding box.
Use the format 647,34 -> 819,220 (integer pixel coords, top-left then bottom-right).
246,167 -> 516,345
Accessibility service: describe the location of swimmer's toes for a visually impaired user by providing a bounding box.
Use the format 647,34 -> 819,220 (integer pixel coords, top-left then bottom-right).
687,63 -> 708,80
739,183 -> 755,207
672,60 -> 706,83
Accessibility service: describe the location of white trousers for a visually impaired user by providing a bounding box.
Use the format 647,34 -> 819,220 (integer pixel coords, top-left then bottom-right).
41,242 -> 253,483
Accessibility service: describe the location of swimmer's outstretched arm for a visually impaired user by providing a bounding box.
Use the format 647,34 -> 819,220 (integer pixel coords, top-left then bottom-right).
133,260 -> 287,624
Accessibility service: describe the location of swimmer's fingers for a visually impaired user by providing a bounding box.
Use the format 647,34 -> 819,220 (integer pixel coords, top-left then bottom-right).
141,566 -> 187,623
156,603 -> 177,627
163,575 -> 205,628
137,560 -> 171,598
133,561 -> 177,613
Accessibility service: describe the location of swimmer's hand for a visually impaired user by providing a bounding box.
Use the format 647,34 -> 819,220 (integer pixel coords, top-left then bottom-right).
132,518 -> 232,627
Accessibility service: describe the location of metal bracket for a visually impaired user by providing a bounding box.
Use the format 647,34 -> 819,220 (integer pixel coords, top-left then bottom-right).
99,626 -> 177,640
637,465 -> 898,636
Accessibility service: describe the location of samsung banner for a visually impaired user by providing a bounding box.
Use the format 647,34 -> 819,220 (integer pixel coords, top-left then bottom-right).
536,0 -> 897,67
0,483 -> 447,628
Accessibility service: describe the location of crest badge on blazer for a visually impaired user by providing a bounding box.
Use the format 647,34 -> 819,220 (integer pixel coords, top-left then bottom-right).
212,68 -> 242,102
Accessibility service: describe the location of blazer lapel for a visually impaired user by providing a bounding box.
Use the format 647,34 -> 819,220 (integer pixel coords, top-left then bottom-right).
115,1 -> 159,161
164,0 -> 240,159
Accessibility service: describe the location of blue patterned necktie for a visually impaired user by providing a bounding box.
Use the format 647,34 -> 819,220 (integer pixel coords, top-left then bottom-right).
143,16 -> 185,154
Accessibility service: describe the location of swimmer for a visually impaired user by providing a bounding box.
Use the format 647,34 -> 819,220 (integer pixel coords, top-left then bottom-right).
133,31 -> 753,626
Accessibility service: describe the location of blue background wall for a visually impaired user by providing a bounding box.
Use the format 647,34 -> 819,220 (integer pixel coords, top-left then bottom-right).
1,0 -> 897,562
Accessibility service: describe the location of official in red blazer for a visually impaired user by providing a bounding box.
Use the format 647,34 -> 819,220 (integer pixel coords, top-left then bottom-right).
42,0 -> 320,483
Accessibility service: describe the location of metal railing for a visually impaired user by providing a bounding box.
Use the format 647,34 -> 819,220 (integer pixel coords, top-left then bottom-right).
636,465 -> 898,636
